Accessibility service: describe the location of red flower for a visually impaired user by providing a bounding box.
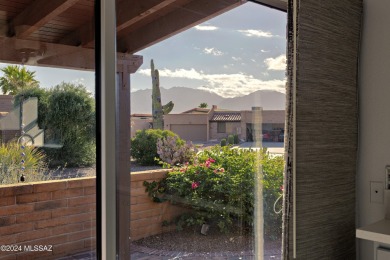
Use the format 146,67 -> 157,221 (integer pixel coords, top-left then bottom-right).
191,182 -> 200,190
214,167 -> 225,174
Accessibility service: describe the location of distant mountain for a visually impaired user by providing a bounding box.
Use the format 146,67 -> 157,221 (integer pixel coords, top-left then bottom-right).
219,90 -> 286,111
130,87 -> 285,114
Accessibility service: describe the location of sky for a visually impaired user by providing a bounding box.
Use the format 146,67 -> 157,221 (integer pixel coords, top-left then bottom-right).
0,2 -> 286,98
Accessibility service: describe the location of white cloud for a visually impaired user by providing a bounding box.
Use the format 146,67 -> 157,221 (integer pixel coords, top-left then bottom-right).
232,56 -> 241,61
264,55 -> 286,71
261,49 -> 269,53
71,78 -> 86,85
203,47 -> 224,56
137,68 -> 286,98
238,29 -> 274,38
194,25 -> 218,31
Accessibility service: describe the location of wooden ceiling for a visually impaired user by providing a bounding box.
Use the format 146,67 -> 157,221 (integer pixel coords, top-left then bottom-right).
0,0 -> 286,70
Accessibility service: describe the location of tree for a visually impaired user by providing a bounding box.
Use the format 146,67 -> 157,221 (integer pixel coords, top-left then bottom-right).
199,102 -> 208,108
43,82 -> 96,167
0,65 -> 39,95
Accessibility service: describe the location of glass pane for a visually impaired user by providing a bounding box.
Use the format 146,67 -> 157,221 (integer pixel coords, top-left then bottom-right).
0,0 -> 97,259
125,2 -> 286,259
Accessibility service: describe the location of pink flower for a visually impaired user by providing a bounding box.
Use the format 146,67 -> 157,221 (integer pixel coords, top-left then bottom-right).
208,158 -> 215,163
214,168 -> 225,174
205,161 -> 211,168
191,182 -> 200,190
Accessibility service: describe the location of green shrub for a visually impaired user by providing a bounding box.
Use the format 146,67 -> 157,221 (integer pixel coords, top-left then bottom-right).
233,134 -> 239,144
131,129 -> 182,165
0,142 -> 50,184
262,150 -> 284,240
144,145 -> 284,238
42,83 -> 96,167
220,138 -> 227,147
227,135 -> 234,145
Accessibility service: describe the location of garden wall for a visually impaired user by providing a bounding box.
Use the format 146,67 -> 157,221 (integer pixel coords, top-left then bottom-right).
130,169 -> 188,241
0,169 -> 182,259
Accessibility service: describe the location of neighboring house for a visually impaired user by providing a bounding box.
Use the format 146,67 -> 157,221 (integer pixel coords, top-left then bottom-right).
0,95 -> 44,145
130,114 -> 153,137
0,95 -> 17,143
164,105 -> 285,142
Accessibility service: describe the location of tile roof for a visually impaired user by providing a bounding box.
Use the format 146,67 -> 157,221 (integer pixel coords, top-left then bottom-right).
210,112 -> 241,122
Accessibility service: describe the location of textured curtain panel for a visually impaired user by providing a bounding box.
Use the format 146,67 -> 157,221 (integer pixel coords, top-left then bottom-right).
283,0 -> 362,259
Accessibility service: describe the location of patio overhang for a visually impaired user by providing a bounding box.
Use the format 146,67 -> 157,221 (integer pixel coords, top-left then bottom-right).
0,0 -> 284,70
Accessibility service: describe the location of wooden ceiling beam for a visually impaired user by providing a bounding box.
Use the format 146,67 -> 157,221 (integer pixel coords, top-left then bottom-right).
0,37 -> 143,72
117,0 -> 244,53
9,0 -> 79,39
59,0 -> 182,47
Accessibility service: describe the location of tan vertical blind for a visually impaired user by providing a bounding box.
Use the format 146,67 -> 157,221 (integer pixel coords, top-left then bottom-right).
283,0 -> 362,259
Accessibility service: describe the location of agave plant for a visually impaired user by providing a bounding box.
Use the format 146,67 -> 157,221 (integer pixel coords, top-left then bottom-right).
0,142 -> 48,184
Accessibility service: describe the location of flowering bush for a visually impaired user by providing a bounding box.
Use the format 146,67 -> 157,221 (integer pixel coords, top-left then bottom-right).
131,129 -> 182,165
156,135 -> 198,166
145,145 -> 284,237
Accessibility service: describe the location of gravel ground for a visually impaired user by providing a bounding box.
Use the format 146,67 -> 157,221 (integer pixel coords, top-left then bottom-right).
48,161 -> 163,180
133,226 -> 278,254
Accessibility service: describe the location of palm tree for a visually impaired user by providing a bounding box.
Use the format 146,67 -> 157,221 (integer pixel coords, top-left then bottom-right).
199,102 -> 208,108
0,65 -> 39,95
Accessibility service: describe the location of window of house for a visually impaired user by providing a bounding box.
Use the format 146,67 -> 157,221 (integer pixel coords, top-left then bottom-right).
217,122 -> 226,133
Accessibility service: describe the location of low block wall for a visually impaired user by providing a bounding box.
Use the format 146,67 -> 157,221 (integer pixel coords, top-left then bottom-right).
0,178 -> 96,260
0,169 -> 184,259
130,169 -> 188,241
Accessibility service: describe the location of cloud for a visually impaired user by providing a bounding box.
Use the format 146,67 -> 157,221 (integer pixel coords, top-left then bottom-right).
260,49 -> 269,53
238,29 -> 274,38
71,78 -> 86,85
264,55 -> 286,70
232,56 -> 241,61
137,68 -> 286,98
194,25 -> 218,31
203,47 -> 223,56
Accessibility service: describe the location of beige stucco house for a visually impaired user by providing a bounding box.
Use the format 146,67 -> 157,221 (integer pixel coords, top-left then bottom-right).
130,114 -> 152,138
163,105 -> 285,142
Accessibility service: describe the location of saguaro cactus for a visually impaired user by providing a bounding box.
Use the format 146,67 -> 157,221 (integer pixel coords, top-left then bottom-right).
151,59 -> 174,129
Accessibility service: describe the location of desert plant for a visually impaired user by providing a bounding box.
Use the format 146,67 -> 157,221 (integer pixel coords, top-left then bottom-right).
131,129 -> 182,165
227,135 -> 234,145
0,142 -> 50,184
233,134 -> 239,144
156,135 -> 198,166
220,138 -> 227,147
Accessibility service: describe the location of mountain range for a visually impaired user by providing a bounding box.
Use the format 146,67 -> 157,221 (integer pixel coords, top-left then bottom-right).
130,87 -> 285,114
